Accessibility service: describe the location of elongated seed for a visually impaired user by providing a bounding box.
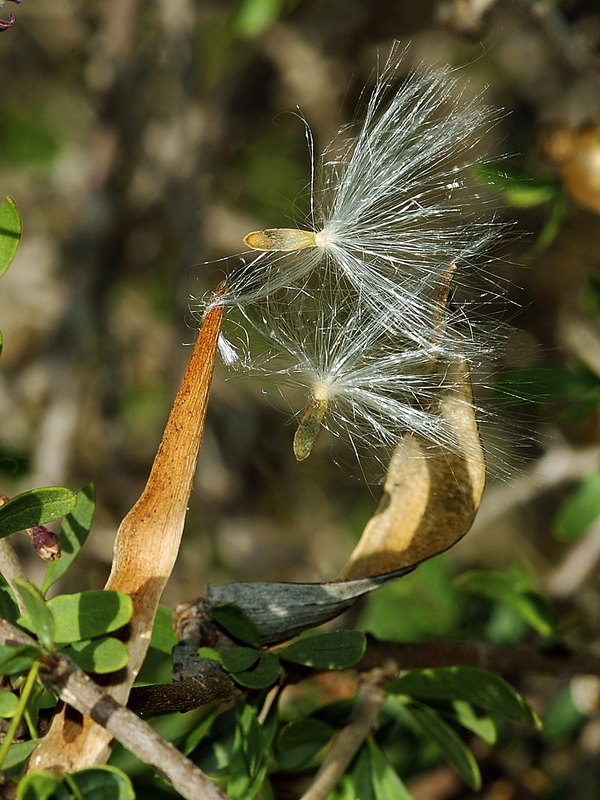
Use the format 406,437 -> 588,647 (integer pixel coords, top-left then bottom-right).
293,397 -> 329,461
244,228 -> 318,252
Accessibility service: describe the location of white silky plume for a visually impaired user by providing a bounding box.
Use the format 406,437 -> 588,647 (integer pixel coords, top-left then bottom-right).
202,46 -> 506,468
215,46 -> 502,356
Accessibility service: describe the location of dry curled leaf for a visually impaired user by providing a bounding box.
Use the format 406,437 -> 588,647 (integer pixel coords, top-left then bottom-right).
339,358 -> 486,579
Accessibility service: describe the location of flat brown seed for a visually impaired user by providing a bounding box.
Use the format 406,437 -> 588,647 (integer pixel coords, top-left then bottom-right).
244,228 -> 318,252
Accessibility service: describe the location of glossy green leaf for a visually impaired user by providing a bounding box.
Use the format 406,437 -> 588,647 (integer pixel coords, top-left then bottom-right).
227,700 -> 269,800
231,650 -> 280,689
182,705 -> 220,756
0,572 -> 20,624
275,718 -> 335,769
389,667 -> 540,727
0,689 -> 18,717
407,701 -> 481,790
2,739 -> 37,771
68,766 -> 135,800
42,484 -> 95,595
554,467 -> 600,542
212,602 -> 260,647
18,766 -> 135,800
220,646 -> 260,673
16,771 -> 60,800
60,637 -> 129,673
276,630 -> 366,669
15,580 -> 54,649
47,591 -> 133,643
0,487 -> 77,540
0,644 -> 40,676
457,571 -> 557,635
450,700 -> 497,745
351,738 -> 413,800
149,604 -> 178,653
0,196 -> 22,279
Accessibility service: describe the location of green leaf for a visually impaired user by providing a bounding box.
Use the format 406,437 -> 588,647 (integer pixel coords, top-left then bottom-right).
457,571 -> 557,635
406,701 -> 481,789
220,646 -> 260,673
554,467 -> 600,542
275,718 -> 335,769
60,637 -> 129,673
227,700 -> 269,800
15,580 -> 54,649
232,0 -> 297,38
20,766 -> 136,800
0,689 -> 18,717
182,705 -> 220,756
42,484 -> 95,595
231,651 -> 280,689
494,364 -> 600,407
16,771 -> 61,800
67,766 -> 135,800
0,572 -> 20,624
0,644 -> 40,676
148,604 -> 177,653
47,591 -> 133,644
351,738 -> 413,800
450,700 -> 497,745
388,666 -> 540,728
0,196 -> 22,279
0,487 -> 77,540
212,602 -> 260,647
276,630 -> 366,669
476,164 -> 560,206
2,739 -> 37,771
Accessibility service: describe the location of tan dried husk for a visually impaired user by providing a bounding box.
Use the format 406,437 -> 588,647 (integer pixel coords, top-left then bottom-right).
339,357 -> 486,579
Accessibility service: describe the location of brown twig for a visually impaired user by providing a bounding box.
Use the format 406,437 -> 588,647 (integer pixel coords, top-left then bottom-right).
128,635 -> 600,715
29,300 -> 223,771
299,669 -> 392,800
0,617 -> 230,800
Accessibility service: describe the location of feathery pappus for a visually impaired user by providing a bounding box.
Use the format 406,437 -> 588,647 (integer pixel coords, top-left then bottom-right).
203,45 -> 506,468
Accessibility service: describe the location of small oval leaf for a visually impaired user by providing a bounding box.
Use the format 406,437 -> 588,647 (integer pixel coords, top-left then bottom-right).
0,644 -> 41,676
47,591 -> 133,644
68,765 -> 135,799
231,651 -> 280,689
60,637 -> 129,673
0,689 -> 19,718
276,631 -> 366,670
15,579 -> 54,649
0,487 -> 77,540
212,602 -> 260,647
220,646 -> 260,674
15,770 -> 61,800
0,196 -> 22,278
42,484 -> 95,595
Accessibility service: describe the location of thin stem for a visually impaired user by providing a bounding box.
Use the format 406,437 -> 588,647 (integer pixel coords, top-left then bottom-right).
0,660 -> 40,769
